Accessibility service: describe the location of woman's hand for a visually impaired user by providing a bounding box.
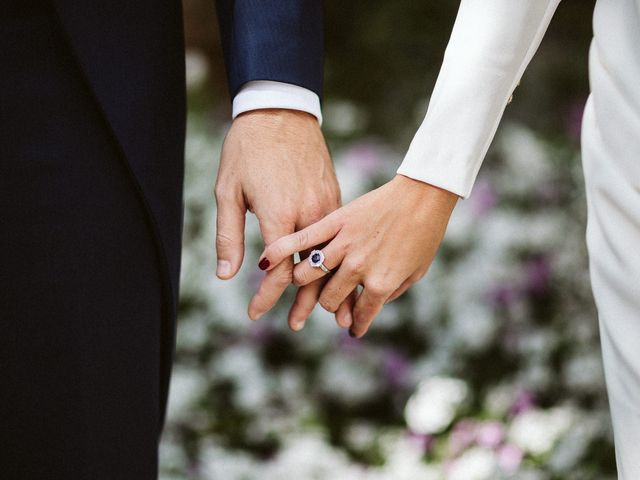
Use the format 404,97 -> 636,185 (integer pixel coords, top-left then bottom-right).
258,175 -> 459,337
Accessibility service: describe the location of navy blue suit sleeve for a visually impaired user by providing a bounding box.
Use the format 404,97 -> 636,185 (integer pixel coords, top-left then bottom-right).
216,0 -> 324,100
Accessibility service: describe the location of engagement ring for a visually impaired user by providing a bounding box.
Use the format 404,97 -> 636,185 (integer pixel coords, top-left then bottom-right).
309,249 -> 330,274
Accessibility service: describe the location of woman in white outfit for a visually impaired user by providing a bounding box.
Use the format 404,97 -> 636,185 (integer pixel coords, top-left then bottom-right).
259,1 -> 640,475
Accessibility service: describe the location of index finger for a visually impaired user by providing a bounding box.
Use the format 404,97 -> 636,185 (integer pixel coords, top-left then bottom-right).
259,211 -> 342,271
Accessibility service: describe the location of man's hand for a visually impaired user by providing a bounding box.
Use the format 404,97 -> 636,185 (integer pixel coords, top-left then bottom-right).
214,109 -> 343,330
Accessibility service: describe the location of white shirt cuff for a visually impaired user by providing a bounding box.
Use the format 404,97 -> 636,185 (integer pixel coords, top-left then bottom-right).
232,80 -> 323,125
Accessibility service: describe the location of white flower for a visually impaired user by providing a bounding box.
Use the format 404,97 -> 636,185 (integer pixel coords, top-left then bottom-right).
175,315 -> 208,351
159,434 -> 188,475
210,345 -> 271,411
484,383 -> 517,418
199,440 -> 259,480
165,367 -> 205,422
185,50 -> 209,89
375,432 -> 441,480
563,352 -> 604,393
508,406 -> 575,455
263,432 -> 364,480
449,302 -> 497,352
447,447 -> 498,480
496,124 -> 553,195
443,200 -> 478,245
317,353 -> 381,406
510,469 -> 547,480
404,377 -> 468,434
548,418 -> 598,473
345,422 -> 378,451
323,100 -> 368,136
377,458 -> 441,480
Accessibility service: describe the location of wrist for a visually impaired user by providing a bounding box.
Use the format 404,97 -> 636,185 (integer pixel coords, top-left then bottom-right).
234,108 -> 319,129
229,109 -> 322,148
393,174 -> 460,208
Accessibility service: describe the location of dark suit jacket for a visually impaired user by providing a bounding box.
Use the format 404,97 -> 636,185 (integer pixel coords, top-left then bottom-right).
49,0 -> 323,421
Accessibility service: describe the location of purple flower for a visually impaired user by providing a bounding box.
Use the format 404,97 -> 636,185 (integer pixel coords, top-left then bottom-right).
382,348 -> 410,387
525,256 -> 551,296
407,431 -> 435,452
248,321 -> 275,345
476,421 -> 505,449
343,142 -> 389,176
247,269 -> 265,292
488,285 -> 521,308
470,178 -> 497,216
449,419 -> 477,455
535,181 -> 562,203
564,100 -> 586,144
497,444 -> 524,473
338,331 -> 366,354
510,390 -> 536,415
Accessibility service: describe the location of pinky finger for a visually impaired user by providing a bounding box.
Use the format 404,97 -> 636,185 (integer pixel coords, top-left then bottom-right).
385,278 -> 414,304
335,289 -> 357,329
350,288 -> 386,338
288,280 -> 323,332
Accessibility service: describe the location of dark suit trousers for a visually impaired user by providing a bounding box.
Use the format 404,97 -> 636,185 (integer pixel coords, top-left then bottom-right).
1,5 -> 165,479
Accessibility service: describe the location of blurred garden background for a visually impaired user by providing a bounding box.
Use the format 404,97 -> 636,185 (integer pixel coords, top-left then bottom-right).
161,1 -> 616,479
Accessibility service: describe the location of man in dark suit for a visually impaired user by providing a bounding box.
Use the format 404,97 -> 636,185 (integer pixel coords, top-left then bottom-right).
0,1 -> 339,478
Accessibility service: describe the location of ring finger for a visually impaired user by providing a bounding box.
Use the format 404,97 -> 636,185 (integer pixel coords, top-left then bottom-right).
287,278 -> 327,331
292,240 -> 345,287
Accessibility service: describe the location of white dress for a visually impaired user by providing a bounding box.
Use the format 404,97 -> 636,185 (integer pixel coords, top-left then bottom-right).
397,1 -> 640,477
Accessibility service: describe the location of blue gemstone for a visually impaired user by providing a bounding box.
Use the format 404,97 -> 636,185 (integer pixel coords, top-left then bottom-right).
311,253 -> 321,263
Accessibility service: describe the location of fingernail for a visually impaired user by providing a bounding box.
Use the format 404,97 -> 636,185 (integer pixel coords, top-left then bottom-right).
217,260 -> 231,277
258,258 -> 270,270
292,320 -> 305,332
348,328 -> 357,338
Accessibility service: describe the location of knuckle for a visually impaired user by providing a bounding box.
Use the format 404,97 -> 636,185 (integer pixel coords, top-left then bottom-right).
267,242 -> 285,260
216,231 -> 237,248
273,272 -> 293,288
318,297 -> 337,313
214,185 -> 232,203
279,206 -> 299,225
343,255 -> 366,276
366,278 -> 392,298
305,201 -> 326,223
318,293 -> 338,313
296,229 -> 310,251
293,269 -> 309,286
334,240 -> 347,257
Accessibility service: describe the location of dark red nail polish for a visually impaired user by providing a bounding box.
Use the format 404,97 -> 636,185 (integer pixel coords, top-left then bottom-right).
348,329 -> 357,338
258,258 -> 270,270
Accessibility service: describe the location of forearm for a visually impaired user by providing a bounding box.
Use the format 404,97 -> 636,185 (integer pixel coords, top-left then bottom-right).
215,0 -> 324,99
398,0 -> 561,199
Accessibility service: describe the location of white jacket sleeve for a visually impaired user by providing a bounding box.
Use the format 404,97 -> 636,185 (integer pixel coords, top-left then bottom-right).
397,0 -> 561,199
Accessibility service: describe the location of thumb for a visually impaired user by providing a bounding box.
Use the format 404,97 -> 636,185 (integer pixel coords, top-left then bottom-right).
215,192 -> 247,279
